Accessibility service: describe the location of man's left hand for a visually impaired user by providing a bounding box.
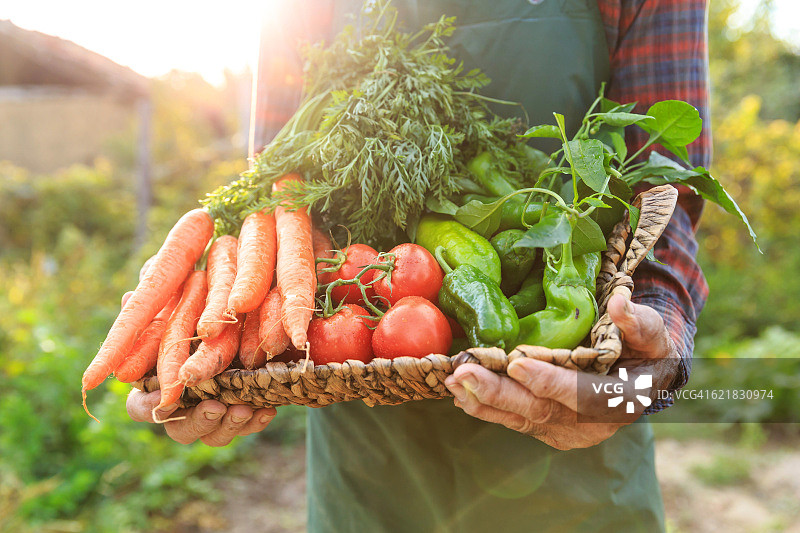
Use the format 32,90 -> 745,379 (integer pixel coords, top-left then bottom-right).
444,294 -> 681,450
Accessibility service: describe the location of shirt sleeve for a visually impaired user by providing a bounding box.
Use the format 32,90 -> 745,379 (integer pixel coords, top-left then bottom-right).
599,0 -> 711,413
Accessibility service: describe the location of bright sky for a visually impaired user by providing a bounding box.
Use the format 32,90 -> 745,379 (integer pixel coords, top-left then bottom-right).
1,0 -> 274,85
1,1 -> 799,86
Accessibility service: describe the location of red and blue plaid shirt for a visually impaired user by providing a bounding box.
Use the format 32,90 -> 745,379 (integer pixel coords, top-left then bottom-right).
251,0 -> 710,413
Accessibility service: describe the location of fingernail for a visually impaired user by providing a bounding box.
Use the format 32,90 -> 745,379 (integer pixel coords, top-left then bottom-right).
450,384 -> 466,403
259,415 -> 272,424
204,411 -> 223,421
508,360 -> 535,385
624,299 -> 635,316
458,374 -> 478,395
231,415 -> 250,424
156,403 -> 178,418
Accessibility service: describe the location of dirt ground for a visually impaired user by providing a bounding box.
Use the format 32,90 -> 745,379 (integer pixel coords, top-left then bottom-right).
190,437 -> 800,533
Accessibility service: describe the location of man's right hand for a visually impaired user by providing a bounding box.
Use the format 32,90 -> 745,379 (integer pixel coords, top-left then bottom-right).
127,389 -> 276,446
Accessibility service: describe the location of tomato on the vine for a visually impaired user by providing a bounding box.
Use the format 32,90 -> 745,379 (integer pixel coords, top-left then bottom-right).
307,304 -> 375,364
373,243 -> 443,306
372,296 -> 452,359
326,244 -> 380,305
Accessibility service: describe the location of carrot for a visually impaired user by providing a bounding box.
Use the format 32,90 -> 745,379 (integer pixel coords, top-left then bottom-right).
273,174 -> 316,349
258,286 -> 291,361
226,211 -> 277,316
82,208 -> 213,416
153,270 -> 208,418
311,226 -> 335,284
238,309 -> 265,369
178,317 -> 243,387
197,235 -> 238,339
114,286 -> 183,383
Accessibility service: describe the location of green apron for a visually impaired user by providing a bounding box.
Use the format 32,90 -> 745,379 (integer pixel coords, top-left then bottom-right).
307,2 -> 665,531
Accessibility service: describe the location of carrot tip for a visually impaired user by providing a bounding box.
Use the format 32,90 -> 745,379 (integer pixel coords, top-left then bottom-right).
300,342 -> 311,373
151,406 -> 187,424
82,388 -> 100,423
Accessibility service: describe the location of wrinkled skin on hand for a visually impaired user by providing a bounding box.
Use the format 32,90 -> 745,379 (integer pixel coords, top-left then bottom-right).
445,294 -> 681,450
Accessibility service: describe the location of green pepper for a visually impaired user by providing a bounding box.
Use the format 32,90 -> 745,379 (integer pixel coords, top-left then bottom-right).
514,236 -> 597,350
508,264 -> 546,318
435,247 -> 520,350
415,214 -> 502,284
467,152 -> 516,197
490,229 -> 537,295
549,248 -> 602,294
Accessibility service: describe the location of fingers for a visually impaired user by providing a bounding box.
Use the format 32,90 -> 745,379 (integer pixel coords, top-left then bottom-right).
121,291 -> 133,309
127,389 -> 177,422
140,256 -> 155,281
607,294 -> 672,357
507,357 -> 644,419
163,400 -> 228,444
127,390 -> 276,446
445,364 -> 572,428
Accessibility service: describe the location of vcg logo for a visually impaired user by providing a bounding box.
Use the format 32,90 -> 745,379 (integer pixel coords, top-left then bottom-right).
592,367 -> 653,413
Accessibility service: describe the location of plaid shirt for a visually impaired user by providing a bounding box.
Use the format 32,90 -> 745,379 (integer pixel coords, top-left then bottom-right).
251,0 -> 710,413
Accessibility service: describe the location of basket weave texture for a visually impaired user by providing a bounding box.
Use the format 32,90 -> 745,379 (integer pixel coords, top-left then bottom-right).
136,185 -> 679,409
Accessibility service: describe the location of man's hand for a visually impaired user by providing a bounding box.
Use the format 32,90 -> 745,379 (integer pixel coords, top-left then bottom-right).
127,390 -> 276,446
444,294 -> 681,450
122,258 -> 276,446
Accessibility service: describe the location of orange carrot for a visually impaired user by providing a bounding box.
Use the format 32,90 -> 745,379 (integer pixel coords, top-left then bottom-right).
226,211 -> 277,316
82,208 -> 213,414
238,308 -> 265,369
114,286 -> 183,383
273,174 -> 316,349
178,317 -> 243,387
197,235 -> 238,339
257,286 -> 291,361
153,270 -> 208,417
311,226 -> 335,284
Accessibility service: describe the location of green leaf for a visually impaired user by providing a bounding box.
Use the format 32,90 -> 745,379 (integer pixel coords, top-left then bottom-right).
639,100 -> 702,152
566,139 -> 607,192
608,131 -> 627,162
572,216 -> 607,255
454,199 -> 503,237
644,165 -> 761,252
520,124 -> 561,139
513,212 -> 571,250
600,99 -> 636,114
595,112 -> 653,127
425,196 -> 459,216
580,197 -> 611,209
581,176 -> 632,238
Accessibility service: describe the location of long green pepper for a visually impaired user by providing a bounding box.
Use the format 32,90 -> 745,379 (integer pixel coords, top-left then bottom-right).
514,221 -> 597,350
435,247 -> 520,351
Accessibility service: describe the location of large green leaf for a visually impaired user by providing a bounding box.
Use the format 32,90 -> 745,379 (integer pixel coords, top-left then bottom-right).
520,124 -> 562,139
572,216 -> 607,255
513,212 -> 571,250
425,196 -> 458,216
594,112 -> 653,127
566,139 -> 607,193
639,100 -> 702,151
454,199 -> 503,237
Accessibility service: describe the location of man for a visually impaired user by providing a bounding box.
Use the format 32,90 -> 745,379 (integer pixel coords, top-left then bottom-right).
128,1 -> 709,530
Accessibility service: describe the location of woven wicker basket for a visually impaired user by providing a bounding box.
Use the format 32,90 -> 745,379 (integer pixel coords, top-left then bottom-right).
136,185 -> 679,409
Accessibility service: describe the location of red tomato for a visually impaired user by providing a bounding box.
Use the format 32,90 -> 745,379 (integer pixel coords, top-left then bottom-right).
372,296 -> 452,359
327,244 -> 380,305
307,304 -> 374,364
373,243 -> 444,306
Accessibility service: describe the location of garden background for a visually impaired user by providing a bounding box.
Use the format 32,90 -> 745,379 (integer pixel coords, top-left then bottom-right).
1,1 -> 799,531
